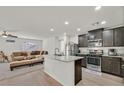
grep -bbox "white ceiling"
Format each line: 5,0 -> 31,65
0,6 -> 123,39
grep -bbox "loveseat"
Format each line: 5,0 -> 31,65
10,51 -> 44,71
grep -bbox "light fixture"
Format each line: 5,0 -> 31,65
101,21 -> 106,25
64,21 -> 69,25
1,31 -> 8,38
77,28 -> 81,31
50,28 -> 54,31
92,22 -> 100,26
2,35 -> 7,38
1,31 -> 18,38
95,6 -> 102,11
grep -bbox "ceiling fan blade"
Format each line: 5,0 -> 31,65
2,31 -> 7,35
8,34 -> 18,38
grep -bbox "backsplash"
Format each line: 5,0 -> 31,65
79,47 -> 124,55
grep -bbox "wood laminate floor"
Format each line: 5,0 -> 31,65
77,68 -> 124,86
0,65 -> 123,86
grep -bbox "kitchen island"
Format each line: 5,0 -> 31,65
44,55 -> 84,86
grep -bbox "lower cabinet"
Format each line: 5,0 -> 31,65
81,56 -> 87,68
102,57 -> 121,76
121,61 -> 124,77
75,59 -> 82,85
76,54 -> 87,68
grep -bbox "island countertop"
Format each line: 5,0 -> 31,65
45,55 -> 84,62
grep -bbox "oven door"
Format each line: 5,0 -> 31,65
86,56 -> 101,72
87,57 -> 101,66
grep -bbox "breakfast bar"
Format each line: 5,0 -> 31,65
44,55 -> 84,86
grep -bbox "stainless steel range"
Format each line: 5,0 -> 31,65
86,50 -> 103,72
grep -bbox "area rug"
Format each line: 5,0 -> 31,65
0,63 -> 43,81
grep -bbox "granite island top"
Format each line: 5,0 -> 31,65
46,55 -> 84,62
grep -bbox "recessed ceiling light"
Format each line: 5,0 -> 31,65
64,21 -> 69,25
77,28 -> 81,31
50,28 -> 54,31
95,6 -> 102,11
101,21 -> 106,25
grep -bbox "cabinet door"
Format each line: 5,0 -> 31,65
78,34 -> 88,47
114,27 -> 124,46
95,30 -> 103,40
78,35 -> 83,47
102,57 -> 111,73
76,54 -> 87,67
121,61 -> 124,77
111,58 -> 121,75
75,59 -> 82,85
81,56 -> 87,67
88,28 -> 103,40
102,57 -> 121,76
103,30 -> 113,47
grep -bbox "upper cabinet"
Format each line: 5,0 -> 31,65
87,28 -> 104,47
103,26 -> 124,47
88,28 -> 104,40
78,26 -> 124,47
113,27 -> 124,46
78,34 -> 88,47
103,30 -> 114,47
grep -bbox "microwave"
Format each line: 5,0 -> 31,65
88,39 -> 102,47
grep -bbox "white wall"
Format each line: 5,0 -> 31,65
43,35 -> 79,55
0,37 -> 42,56
43,37 -> 56,55
70,35 -> 78,44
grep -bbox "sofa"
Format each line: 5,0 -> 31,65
10,51 -> 44,71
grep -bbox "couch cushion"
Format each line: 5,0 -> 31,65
12,52 -> 28,56
26,55 -> 36,60
13,56 -> 25,61
10,60 -> 32,67
30,51 -> 41,55
30,57 -> 43,63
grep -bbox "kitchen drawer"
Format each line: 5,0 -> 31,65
102,56 -> 121,76
102,56 -> 121,62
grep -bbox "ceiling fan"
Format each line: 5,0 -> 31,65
0,31 -> 18,38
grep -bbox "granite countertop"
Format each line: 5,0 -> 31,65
102,54 -> 124,60
76,53 -> 89,55
76,53 -> 124,61
46,55 -> 84,62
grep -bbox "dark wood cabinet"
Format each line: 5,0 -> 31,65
113,27 -> 124,46
76,54 -> 87,67
121,61 -> 124,77
88,28 -> 103,40
81,57 -> 87,68
103,30 -> 114,47
102,57 -> 121,76
101,57 -> 111,72
75,59 -> 82,85
78,26 -> 124,47
78,34 -> 88,47
102,26 -> 124,47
